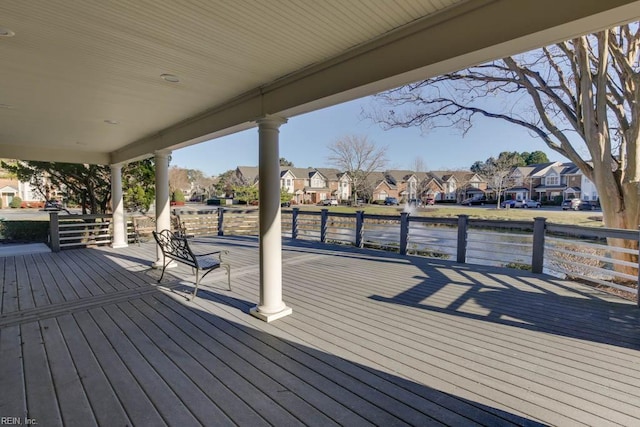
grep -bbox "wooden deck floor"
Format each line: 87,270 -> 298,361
1,236 -> 639,426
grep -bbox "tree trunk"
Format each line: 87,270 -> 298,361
592,156 -> 639,279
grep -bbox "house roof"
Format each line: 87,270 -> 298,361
365,172 -> 396,190
428,170 -> 478,184
314,168 -> 343,181
1,2 -> 633,165
285,168 -> 316,180
0,185 -> 18,193
236,166 -> 260,184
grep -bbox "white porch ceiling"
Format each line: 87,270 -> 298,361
0,0 -> 639,165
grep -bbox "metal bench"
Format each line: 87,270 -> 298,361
152,229 -> 231,299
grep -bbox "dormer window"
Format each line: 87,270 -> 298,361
546,173 -> 559,186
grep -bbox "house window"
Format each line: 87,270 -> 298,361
286,179 -> 291,186
546,174 -> 559,186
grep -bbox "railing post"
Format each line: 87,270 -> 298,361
217,208 -> 224,236
532,217 -> 546,274
291,208 -> 299,239
355,210 -> 364,248
400,212 -> 409,255
49,212 -> 60,252
637,226 -> 640,308
457,214 -> 468,263
320,209 -> 328,243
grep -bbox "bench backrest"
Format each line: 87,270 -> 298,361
152,229 -> 197,267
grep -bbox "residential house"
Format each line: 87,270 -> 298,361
366,172 -> 398,201
315,168 -> 351,202
561,164 -> 583,200
504,161 -> 600,202
235,166 -> 260,185
427,171 -> 458,201
505,163 -> 557,201
417,173 -> 445,201
384,170 -> 419,202
0,178 -> 19,207
581,173 -> 599,202
0,177 -> 46,208
236,166 -> 351,204
428,171 -> 487,202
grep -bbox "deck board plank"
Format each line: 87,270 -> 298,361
2,256 -> 18,314
105,301 -> 236,426
0,326 -> 26,419
147,295 -> 346,427
25,254 -> 51,308
56,314 -> 131,426
3,237 -> 640,426
32,252 -> 79,304
130,297 -> 302,426
21,321 -> 62,425
57,252 -> 115,296
293,260 -> 640,397
73,310 -> 168,426
39,317 -> 97,426
16,256 -> 35,311
86,307 -> 200,426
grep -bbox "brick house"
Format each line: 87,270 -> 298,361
504,162 -> 600,202
235,166 -> 351,204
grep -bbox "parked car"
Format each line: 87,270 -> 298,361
461,197 -> 486,206
500,199 -> 517,208
281,201 -> 291,207
578,201 -> 597,210
44,200 -> 62,211
384,197 -> 399,206
514,200 -> 541,208
562,198 -> 581,210
407,198 -> 422,207
321,198 -> 338,206
425,197 -> 435,206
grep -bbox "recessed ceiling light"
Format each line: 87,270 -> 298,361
104,119 -> 119,125
0,28 -> 15,37
161,73 -> 180,83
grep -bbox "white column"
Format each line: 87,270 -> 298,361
250,116 -> 292,322
153,150 -> 173,267
110,164 -> 128,248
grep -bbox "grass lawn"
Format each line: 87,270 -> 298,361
290,204 -> 604,227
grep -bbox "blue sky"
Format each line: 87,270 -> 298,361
170,96 -> 569,177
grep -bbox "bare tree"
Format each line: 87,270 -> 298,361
471,153 -> 522,206
168,166 -> 190,194
327,135 -> 388,203
411,156 -> 427,173
370,23 -> 640,272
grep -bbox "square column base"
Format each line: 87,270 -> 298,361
250,305 -> 292,323
111,243 -> 129,249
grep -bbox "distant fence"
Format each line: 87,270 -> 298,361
49,208 -> 639,304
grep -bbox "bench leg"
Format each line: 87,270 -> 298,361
223,263 -> 231,291
157,258 -> 171,283
192,269 -> 201,300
